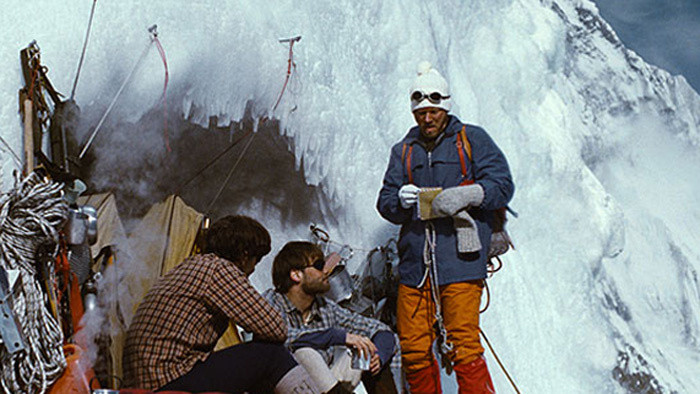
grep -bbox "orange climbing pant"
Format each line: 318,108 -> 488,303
397,280 -> 485,374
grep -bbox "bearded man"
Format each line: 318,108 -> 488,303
264,241 -> 398,394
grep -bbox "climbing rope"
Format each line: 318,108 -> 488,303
423,222 -> 454,374
0,135 -> 22,170
205,130 -> 257,214
187,36 -> 300,212
479,266 -> 522,393
174,128 -> 253,194
479,328 -> 521,394
0,173 -> 68,393
70,0 -> 97,101
79,26 -> 158,160
151,27 -> 170,153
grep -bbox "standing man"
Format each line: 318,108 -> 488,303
377,62 -> 514,393
123,215 -> 318,393
264,241 -> 398,394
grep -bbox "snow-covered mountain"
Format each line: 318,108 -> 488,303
1,0 -> 699,392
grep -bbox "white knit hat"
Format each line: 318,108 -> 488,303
410,61 -> 452,112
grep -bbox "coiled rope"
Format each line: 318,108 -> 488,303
423,222 -> 454,374
0,173 -> 68,393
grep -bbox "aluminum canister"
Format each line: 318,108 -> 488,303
325,265 -> 353,303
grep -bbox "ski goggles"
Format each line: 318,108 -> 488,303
306,258 -> 326,271
411,91 -> 450,104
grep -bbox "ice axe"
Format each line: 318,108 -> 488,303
273,35 -> 301,112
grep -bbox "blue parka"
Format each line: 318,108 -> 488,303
377,115 -> 514,287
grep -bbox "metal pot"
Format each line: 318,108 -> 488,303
82,205 -> 98,246
64,205 -> 98,246
326,265 -> 354,303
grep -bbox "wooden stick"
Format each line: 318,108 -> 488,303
23,99 -> 34,175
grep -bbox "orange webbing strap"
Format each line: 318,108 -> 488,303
402,143 -> 415,184
55,238 -> 85,340
461,125 -> 472,161
406,145 -> 414,184
456,125 -> 474,185
68,272 -> 84,333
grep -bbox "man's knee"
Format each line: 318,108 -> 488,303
293,348 -> 337,393
294,347 -> 330,369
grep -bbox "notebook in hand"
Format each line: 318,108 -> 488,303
418,187 -> 443,221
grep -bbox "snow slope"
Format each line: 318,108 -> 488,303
1,0 -> 699,392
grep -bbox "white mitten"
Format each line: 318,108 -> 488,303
398,184 -> 420,209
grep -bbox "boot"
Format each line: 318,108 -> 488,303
275,365 -> 320,394
453,356 -> 494,394
405,360 -> 441,394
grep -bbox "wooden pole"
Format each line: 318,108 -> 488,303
23,99 -> 34,175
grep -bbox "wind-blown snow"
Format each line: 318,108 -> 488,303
1,0 -> 699,392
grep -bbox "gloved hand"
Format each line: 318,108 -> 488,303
489,231 -> 511,257
432,184 -> 484,216
398,184 -> 420,209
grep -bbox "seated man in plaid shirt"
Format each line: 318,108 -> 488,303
123,216 -> 318,393
264,241 -> 398,394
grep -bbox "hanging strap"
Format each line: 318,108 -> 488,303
402,143 -> 414,184
456,125 -> 474,186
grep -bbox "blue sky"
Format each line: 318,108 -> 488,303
595,0 -> 700,93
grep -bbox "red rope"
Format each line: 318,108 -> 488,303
153,35 -> 170,153
273,38 -> 299,112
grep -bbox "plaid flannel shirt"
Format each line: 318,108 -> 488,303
263,289 -> 400,369
123,254 -> 287,390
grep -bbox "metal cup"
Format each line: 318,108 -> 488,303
351,349 -> 371,371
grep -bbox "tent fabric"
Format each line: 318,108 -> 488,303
75,194 -> 241,379
126,195 -> 241,350
79,193 -> 127,259
128,195 -> 203,308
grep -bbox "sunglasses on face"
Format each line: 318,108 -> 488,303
306,258 -> 326,271
411,91 -> 450,104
